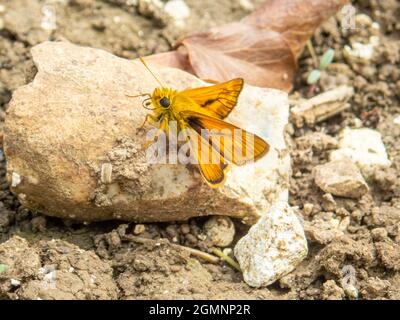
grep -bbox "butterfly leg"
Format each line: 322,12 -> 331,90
138,114 -> 158,130
141,115 -> 167,150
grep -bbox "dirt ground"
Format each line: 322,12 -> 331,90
0,0 -> 400,300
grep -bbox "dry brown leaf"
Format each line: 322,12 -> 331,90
147,0 -> 348,91
244,0 -> 349,58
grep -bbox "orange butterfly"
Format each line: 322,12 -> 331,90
131,58 -> 270,188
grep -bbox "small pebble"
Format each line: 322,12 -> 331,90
185,233 -> 197,245
31,216 -> 47,232
107,230 -> 121,248
133,224 -> 146,235
239,0 -> 254,11
10,279 -> 21,287
303,203 -> 314,216
164,0 -> 190,26
314,159 -> 369,199
170,265 -> 181,273
322,193 -> 336,211
371,228 -> 388,241
336,207 -> 350,217
11,172 -> 21,187
203,216 -> 235,247
166,225 -> 178,238
180,223 -> 190,234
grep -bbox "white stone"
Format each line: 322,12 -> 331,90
239,0 -> 254,11
100,163 -> 113,184
344,42 -> 374,62
394,115 -> 400,125
330,128 -> 391,178
234,203 -> 308,287
5,41 -> 290,223
11,172 -> 21,187
10,278 -> 21,286
343,35 -> 380,64
164,0 -> 190,27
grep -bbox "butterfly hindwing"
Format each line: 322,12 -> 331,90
186,127 -> 228,188
182,111 -> 269,166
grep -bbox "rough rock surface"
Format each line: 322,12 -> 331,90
4,41 -> 289,223
313,158 -> 369,199
330,128 -> 391,178
0,236 -> 118,300
234,203 -> 308,287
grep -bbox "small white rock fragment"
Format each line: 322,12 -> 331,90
343,284 -> 359,299
203,216 -> 235,247
234,203 -> 308,287
394,116 -> 400,125
330,128 -> 391,178
11,172 -> 21,187
355,14 -> 373,27
41,4 -> 57,31
303,203 -> 314,216
313,158 -> 369,199
10,279 -> 21,287
100,163 -> 113,184
343,35 -> 380,64
239,0 -> 254,11
164,0 -> 190,27
133,224 -> 146,235
90,274 -> 97,284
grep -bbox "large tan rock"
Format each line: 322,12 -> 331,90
4,41 -> 289,223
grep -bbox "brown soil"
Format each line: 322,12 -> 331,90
0,0 -> 399,300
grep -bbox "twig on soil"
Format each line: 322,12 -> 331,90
306,40 -> 319,68
212,248 -> 242,272
123,234 -> 220,264
178,245 -> 220,264
290,85 -> 354,128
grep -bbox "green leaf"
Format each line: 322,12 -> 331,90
307,69 -> 321,85
320,48 -> 335,70
0,264 -> 8,273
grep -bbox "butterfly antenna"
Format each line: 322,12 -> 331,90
139,57 -> 165,88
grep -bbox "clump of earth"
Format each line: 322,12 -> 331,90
0,0 -> 399,299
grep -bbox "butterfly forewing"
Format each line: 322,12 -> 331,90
181,78 -> 244,119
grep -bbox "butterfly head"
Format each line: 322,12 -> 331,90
151,87 -> 175,110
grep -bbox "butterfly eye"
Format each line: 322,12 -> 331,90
159,97 -> 170,108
